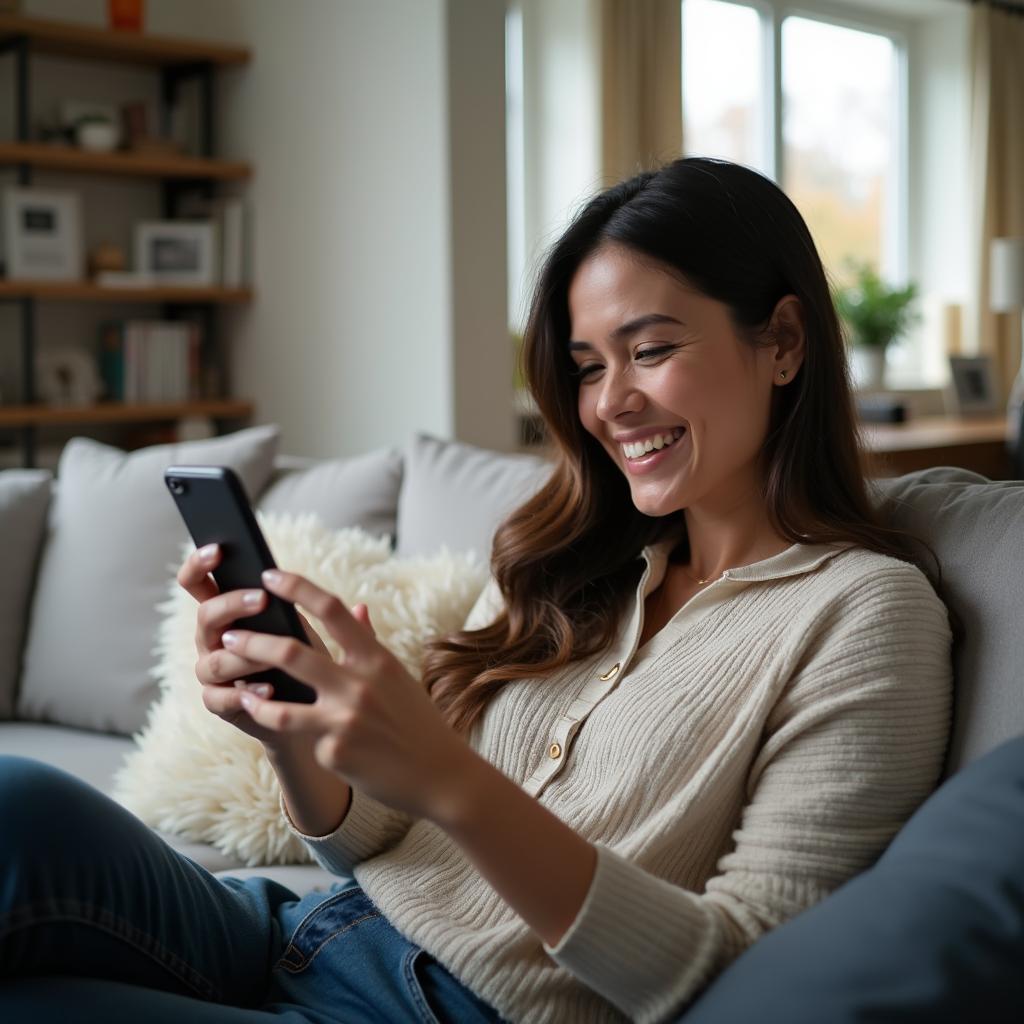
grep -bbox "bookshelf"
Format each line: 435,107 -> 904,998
0,13 -> 254,468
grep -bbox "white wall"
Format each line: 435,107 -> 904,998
8,0 -> 512,460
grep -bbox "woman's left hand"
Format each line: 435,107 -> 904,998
222,569 -> 478,824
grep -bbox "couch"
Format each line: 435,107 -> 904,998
1,424 -> 1022,1019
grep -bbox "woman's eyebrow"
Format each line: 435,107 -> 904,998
568,313 -> 685,350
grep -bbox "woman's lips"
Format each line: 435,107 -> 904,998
621,429 -> 690,476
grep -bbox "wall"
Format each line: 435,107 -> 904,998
4,0 -> 513,462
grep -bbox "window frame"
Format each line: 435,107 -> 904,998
683,0 -> 912,285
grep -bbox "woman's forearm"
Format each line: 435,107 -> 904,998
267,739 -> 352,837
432,747 -> 597,948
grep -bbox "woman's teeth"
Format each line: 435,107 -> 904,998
621,427 -> 686,461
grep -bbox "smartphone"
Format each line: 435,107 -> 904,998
163,464 -> 317,703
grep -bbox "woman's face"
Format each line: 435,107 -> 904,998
567,244 -> 782,518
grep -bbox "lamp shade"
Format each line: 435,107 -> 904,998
990,237 -> 1024,311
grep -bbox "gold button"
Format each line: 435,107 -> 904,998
549,742 -> 562,759
598,662 -> 621,681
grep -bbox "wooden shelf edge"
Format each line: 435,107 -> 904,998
0,13 -> 250,67
0,142 -> 251,180
0,400 -> 255,428
0,280 -> 253,304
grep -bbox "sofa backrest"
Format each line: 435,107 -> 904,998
870,468 -> 1024,777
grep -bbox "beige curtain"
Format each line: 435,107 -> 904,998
599,0 -> 682,187
968,2 -> 1024,404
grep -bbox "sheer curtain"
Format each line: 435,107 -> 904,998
599,0 -> 682,186
968,1 -> 1024,405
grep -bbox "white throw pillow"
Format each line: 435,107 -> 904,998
16,425 -> 280,735
112,511 -> 488,866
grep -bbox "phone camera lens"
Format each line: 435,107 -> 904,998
169,479 -> 185,495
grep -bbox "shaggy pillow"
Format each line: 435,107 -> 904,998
113,512 -> 488,866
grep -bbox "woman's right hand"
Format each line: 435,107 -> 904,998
177,543 -> 347,751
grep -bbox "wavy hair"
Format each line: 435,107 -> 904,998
422,157 -> 954,735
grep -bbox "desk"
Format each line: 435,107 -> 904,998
860,413 -> 1013,479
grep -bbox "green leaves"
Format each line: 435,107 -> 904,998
834,260 -> 920,350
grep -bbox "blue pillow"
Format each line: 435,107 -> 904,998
681,735 -> 1024,1023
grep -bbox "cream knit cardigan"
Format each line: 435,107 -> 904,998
283,538 -> 954,1024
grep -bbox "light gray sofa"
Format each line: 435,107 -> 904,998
1,424 -> 1022,909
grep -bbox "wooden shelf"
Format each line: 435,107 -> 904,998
0,142 -> 250,180
0,280 -> 252,304
0,14 -> 249,67
0,399 -> 254,428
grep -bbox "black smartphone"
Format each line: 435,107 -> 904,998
163,464 -> 317,703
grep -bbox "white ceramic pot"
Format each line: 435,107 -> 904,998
76,120 -> 120,153
853,346 -> 887,391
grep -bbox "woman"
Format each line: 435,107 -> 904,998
0,158 -> 954,1023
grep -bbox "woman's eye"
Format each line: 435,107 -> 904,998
571,363 -> 601,379
635,345 -> 675,361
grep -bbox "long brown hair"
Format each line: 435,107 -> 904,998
423,157 -> 953,735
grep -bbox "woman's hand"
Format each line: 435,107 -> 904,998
176,544 -> 372,752
219,569 -> 479,824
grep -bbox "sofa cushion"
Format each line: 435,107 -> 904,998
258,447 -> 402,542
870,467 -> 1024,775
680,734 -> 1024,1024
0,470 -> 52,718
396,433 -> 552,558
16,425 -> 280,736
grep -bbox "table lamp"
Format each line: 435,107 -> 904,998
990,237 -> 1024,476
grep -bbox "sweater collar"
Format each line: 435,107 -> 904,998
640,534 -> 853,590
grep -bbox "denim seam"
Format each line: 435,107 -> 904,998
274,910 -> 381,974
403,947 -> 442,1024
0,900 -> 221,1001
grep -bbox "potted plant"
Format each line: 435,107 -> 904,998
834,261 -> 920,391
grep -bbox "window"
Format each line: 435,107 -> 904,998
682,0 -> 906,287
682,0 -> 769,175
781,16 -> 901,286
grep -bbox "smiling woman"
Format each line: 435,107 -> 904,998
0,158 -> 959,1024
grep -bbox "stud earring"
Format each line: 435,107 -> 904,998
779,370 -> 788,380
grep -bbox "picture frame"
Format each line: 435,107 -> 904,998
947,355 -> 998,415
134,221 -> 217,286
2,188 -> 83,281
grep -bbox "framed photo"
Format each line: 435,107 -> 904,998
947,355 -> 998,415
2,188 -> 83,281
135,221 -> 217,286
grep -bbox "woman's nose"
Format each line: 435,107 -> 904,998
595,370 -> 644,420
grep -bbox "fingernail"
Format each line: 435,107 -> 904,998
239,693 -> 255,711
262,570 -> 282,586
222,631 -> 238,647
252,684 -> 272,698
241,590 -> 264,608
199,543 -> 219,563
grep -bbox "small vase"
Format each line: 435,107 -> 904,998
854,347 -> 887,391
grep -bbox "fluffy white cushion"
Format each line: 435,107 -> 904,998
113,511 -> 488,866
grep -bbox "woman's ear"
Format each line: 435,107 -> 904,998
767,294 -> 806,381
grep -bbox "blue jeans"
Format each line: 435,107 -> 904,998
0,756 -> 505,1023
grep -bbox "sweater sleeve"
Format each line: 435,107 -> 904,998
279,787 -> 415,878
543,564 -> 954,1024
278,577 -> 503,876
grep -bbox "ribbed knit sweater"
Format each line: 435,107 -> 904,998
282,538 -> 954,1023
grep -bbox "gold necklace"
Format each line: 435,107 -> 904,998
681,565 -> 720,587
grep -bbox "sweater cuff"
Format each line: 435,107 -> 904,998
278,787 -> 405,878
543,844 -> 723,1024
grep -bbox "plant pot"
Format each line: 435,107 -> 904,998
852,346 -> 887,391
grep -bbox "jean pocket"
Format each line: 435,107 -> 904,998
403,948 -> 443,1024
274,884 -> 381,974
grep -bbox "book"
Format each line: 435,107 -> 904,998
97,320 -> 202,403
